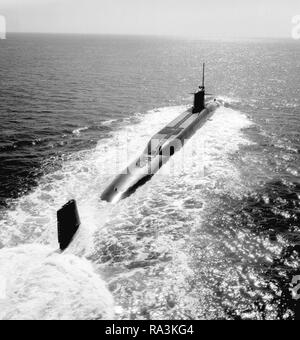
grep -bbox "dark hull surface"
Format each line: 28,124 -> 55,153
101,102 -> 220,203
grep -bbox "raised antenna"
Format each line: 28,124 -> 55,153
202,63 -> 205,89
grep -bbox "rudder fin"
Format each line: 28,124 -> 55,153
57,200 -> 81,251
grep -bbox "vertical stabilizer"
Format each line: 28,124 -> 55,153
57,200 -> 81,251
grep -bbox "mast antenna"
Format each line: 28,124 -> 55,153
202,63 -> 205,89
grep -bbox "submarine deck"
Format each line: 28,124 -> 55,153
156,110 -> 193,138
144,108 -> 206,156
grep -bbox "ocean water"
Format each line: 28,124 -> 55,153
0,34 -> 299,320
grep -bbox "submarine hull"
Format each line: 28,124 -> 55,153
101,102 -> 220,203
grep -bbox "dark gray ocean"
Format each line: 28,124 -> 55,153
0,34 -> 299,320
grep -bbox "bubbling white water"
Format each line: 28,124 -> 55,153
0,244 -> 114,320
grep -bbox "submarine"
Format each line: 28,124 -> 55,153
56,64 -> 221,250
101,63 -> 221,203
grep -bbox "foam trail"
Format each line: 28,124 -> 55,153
0,244 -> 114,320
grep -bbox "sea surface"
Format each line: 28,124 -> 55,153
0,34 -> 299,320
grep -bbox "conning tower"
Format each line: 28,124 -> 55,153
192,63 -> 206,113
